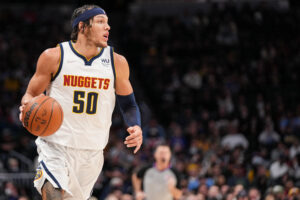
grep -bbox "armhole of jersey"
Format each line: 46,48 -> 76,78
110,47 -> 116,87
51,43 -> 64,82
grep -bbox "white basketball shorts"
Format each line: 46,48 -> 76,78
34,138 -> 104,199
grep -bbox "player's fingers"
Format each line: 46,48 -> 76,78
126,143 -> 137,148
125,137 -> 142,146
124,137 -> 140,145
19,112 -> 23,122
128,138 -> 143,146
19,105 -> 25,123
127,127 -> 135,134
125,133 -> 142,143
19,112 -> 25,127
125,136 -> 142,144
127,125 -> 142,134
134,143 -> 142,154
125,132 -> 140,141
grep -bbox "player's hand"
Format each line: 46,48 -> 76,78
125,125 -> 143,154
19,101 -> 29,124
19,93 -> 45,124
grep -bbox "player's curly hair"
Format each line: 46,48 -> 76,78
70,4 -> 100,42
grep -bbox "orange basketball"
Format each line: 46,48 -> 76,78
22,95 -> 63,136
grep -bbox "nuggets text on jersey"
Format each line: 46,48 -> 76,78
63,75 -> 110,89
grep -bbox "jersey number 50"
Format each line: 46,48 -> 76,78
73,91 -> 98,114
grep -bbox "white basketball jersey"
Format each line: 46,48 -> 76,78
42,41 -> 116,150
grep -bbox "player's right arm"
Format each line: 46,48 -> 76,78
19,47 -> 60,122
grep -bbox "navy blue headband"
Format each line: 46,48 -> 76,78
72,7 -> 106,28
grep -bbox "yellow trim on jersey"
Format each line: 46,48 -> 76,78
112,48 -> 116,77
70,41 -> 102,61
52,44 -> 62,80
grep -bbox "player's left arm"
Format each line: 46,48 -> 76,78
114,52 -> 142,154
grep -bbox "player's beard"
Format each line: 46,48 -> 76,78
98,41 -> 108,48
85,29 -> 107,48
94,38 -> 107,48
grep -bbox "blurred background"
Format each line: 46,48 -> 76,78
1,0 -> 300,199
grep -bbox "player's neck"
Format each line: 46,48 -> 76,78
73,39 -> 100,60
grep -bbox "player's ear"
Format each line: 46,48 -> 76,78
78,22 -> 85,32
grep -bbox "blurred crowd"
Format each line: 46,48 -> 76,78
1,2 -> 300,200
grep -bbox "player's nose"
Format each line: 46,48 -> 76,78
106,24 -> 110,31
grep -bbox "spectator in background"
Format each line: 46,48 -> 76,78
169,122 -> 186,153
4,181 -> 19,200
207,185 -> 222,200
227,164 -> 248,187
290,154 -> 300,183
132,144 -> 182,200
264,194 -> 276,200
258,123 -> 280,147
289,139 -> 300,159
186,194 -> 203,200
221,122 -> 249,150
288,187 -> 300,200
105,194 -> 118,200
183,68 -> 202,90
120,193 -> 133,200
18,197 -> 29,200
143,118 -> 166,147
250,165 -> 269,195
272,185 -> 285,200
237,190 -> 248,200
270,155 -> 289,182
248,187 -> 261,200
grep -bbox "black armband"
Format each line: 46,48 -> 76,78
117,93 -> 141,127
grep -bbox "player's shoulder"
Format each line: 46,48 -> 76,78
113,51 -> 128,66
112,51 -> 130,78
40,46 -> 61,64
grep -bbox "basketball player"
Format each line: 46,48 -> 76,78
132,144 -> 182,200
19,5 -> 142,199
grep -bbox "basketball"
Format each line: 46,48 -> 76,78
22,95 -> 63,137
